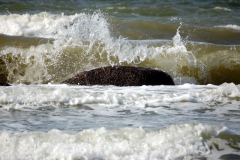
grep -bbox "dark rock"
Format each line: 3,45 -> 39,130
62,66 -> 175,86
219,154 -> 240,160
0,82 -> 11,86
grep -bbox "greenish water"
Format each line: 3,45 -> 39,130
0,1 -> 240,159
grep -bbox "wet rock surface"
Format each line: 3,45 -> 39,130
0,82 -> 11,86
62,66 -> 175,86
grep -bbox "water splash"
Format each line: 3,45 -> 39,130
0,12 -> 202,84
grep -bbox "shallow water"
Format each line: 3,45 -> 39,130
0,0 -> 240,159
1,84 -> 240,159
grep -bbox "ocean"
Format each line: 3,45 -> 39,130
0,0 -> 240,159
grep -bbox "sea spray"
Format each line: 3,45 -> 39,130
0,12 -> 239,84
0,1 -> 240,160
0,12 -> 112,84
0,12 -> 197,84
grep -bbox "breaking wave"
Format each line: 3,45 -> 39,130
0,12 -> 239,85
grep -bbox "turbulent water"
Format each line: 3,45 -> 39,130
0,0 -> 240,160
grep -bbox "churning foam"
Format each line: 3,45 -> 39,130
0,12 -> 197,84
0,124 -> 235,160
0,83 -> 240,112
0,12 -> 111,41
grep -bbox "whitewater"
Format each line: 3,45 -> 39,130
0,0 -> 240,159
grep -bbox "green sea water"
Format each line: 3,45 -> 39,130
0,1 -> 240,159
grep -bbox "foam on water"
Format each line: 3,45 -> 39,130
0,83 -> 240,114
1,83 -> 240,159
0,12 -> 198,84
0,12 -> 239,85
215,24 -> 240,31
213,7 -> 232,12
0,12 -> 110,40
0,124 -> 238,160
0,2 -> 240,160
0,12 -> 112,83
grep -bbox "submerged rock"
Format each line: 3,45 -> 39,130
0,82 -> 11,86
62,66 -> 175,86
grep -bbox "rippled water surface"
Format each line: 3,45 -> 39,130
0,0 -> 240,159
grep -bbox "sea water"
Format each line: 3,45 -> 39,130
0,0 -> 240,159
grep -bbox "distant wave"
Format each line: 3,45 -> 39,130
0,12 -> 110,40
213,7 -> 231,12
215,24 -> 240,31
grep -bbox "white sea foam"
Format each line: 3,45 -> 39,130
0,12 -> 196,84
0,12 -> 110,41
0,84 -> 239,159
213,7 -> 232,12
0,124 -> 234,160
0,83 -> 239,112
215,24 -> 240,31
1,83 -> 240,135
